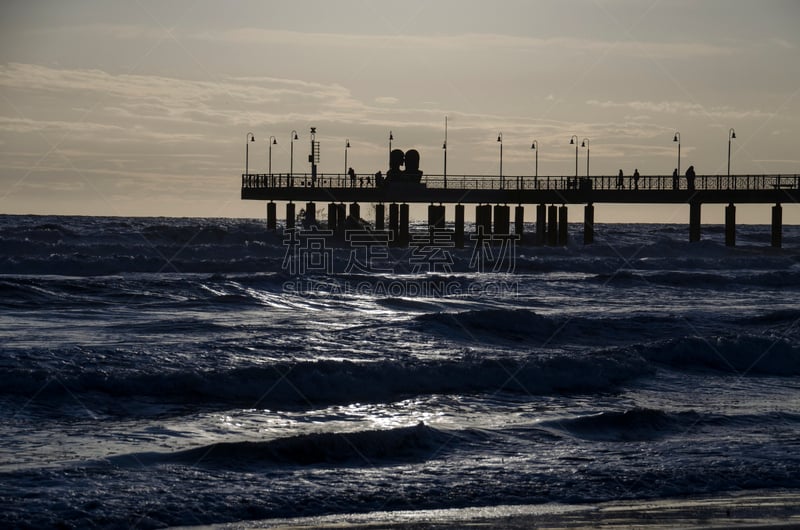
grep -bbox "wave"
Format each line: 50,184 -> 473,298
639,334 -> 800,375
109,422 -> 451,468
537,407 -> 800,442
594,269 -> 800,289
538,408 -> 699,441
413,308 -> 689,345
0,353 -> 652,410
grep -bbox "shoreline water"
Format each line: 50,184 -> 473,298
194,490 -> 800,529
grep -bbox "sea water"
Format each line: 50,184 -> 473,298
1,214 -> 799,528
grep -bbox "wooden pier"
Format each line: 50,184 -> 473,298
242,172 -> 799,247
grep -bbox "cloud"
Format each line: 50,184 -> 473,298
375,96 -> 399,105
585,99 -> 776,121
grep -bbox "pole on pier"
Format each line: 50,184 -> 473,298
772,203 -> 782,248
493,205 -> 510,236
375,203 -> 385,231
267,201 -> 277,230
584,203 -> 594,245
454,204 -> 465,248
286,202 -> 296,229
547,205 -> 558,246
536,204 -> 547,245
399,203 -> 410,247
558,205 -> 569,246
514,206 -> 525,238
389,203 -> 399,245
725,203 -> 736,247
689,201 -> 701,242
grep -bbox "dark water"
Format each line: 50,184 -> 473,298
1,215 -> 799,529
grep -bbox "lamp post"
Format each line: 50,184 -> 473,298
443,116 -> 448,189
727,128 -> 736,183
581,138 -> 590,178
497,132 -> 503,189
268,136 -> 277,175
673,131 -> 681,177
344,139 -> 350,177
290,130 -> 298,177
245,132 -> 255,176
569,135 -> 578,179
530,140 -> 538,190
388,131 -> 393,162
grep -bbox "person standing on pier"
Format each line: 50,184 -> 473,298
633,169 -> 640,190
348,167 -> 356,188
686,166 -> 696,191
616,169 -> 625,189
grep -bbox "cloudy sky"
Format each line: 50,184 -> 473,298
1,0 -> 798,222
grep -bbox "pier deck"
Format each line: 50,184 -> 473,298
241,173 -> 799,247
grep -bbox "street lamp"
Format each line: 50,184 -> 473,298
530,140 -> 538,189
290,130 -> 298,177
569,135 -> 579,179
345,139 -> 350,177
581,138 -> 590,178
497,132 -> 503,189
268,135 -> 277,175
389,131 -> 393,162
727,127 -> 736,180
443,116 -> 448,189
673,131 -> 681,177
245,132 -> 255,176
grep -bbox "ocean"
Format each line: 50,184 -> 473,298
1,214 -> 799,529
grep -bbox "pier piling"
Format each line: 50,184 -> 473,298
286,202 -> 296,229
584,203 -> 594,245
725,203 -> 736,247
399,204 -> 410,246
689,202 -> 702,242
455,204 -> 465,248
536,204 -> 546,245
493,205 -> 510,236
375,203 -> 385,231
558,205 -> 569,245
267,201 -> 276,230
547,205 -> 558,246
515,206 -> 525,238
772,203 -> 783,248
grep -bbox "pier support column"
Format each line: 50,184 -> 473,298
336,203 -> 346,234
305,202 -> 316,227
514,206 -> 525,238
558,205 -> 569,246
772,203 -> 783,248
536,204 -> 547,245
547,205 -> 558,246
475,204 -> 492,240
267,201 -> 277,230
375,203 -> 385,231
428,204 -> 446,232
286,202 -> 296,229
389,203 -> 399,245
454,204 -> 465,248
399,203 -> 410,247
725,203 -> 736,247
584,203 -> 594,245
689,202 -> 701,242
349,202 -> 361,222
493,205 -> 510,236
327,202 -> 338,230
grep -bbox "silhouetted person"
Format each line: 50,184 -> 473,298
359,176 -> 364,187
348,167 -> 356,188
616,169 -> 625,189
366,174 -> 371,187
374,171 -> 383,188
686,165 -> 696,191
633,169 -> 640,190
672,168 -> 679,190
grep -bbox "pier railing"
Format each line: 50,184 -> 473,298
242,173 -> 799,192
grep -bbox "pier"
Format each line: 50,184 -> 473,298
242,172 -> 799,248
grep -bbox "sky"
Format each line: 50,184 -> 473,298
1,0 -> 799,223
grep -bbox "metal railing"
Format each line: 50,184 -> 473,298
242,173 -> 800,192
